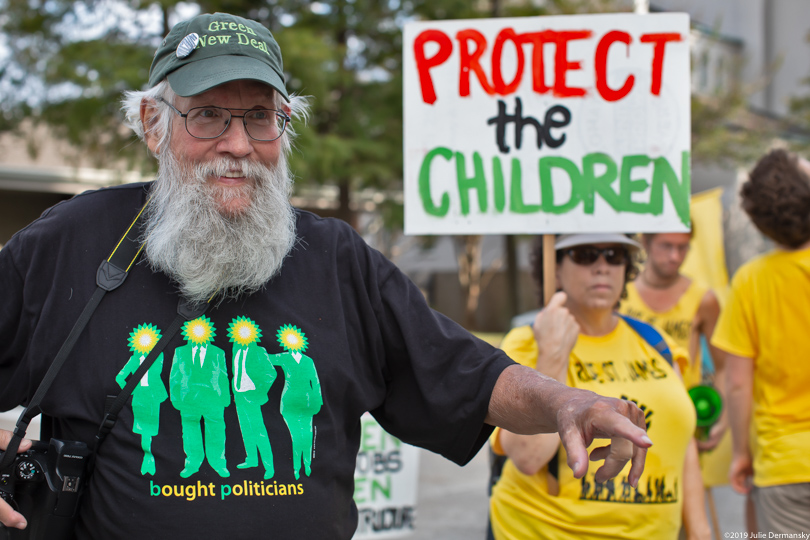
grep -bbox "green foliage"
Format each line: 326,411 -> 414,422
791,94 -> 810,129
0,0 -> 484,205
691,92 -> 772,166
0,0 -> 169,169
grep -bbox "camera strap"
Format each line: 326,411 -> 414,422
0,200 -> 210,471
93,296 -> 209,450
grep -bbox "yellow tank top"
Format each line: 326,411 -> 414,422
490,322 -> 695,540
620,280 -> 708,388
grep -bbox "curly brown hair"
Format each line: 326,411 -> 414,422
742,149 -> 810,249
529,235 -> 640,307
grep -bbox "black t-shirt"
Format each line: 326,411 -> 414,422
0,183 -> 514,539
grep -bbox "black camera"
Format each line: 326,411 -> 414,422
0,439 -> 90,540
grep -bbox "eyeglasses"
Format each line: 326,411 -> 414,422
564,246 -> 628,266
158,97 -> 291,142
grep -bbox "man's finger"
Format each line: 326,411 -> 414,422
595,414 -> 652,449
588,445 -> 610,461
627,440 -> 648,488
0,429 -> 12,450
593,438 -> 633,484
592,459 -> 627,484
622,400 -> 649,486
588,441 -> 646,487
0,428 -> 33,530
559,423 -> 589,479
0,429 -> 32,453
0,501 -> 27,530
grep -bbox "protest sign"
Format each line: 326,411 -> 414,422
353,414 -> 420,539
403,13 -> 691,235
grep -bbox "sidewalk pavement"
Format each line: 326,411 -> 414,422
413,446 -> 748,539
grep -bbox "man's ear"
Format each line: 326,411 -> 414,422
140,98 -> 162,154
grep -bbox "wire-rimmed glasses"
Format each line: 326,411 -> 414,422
158,97 -> 291,142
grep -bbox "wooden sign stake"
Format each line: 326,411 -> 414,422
542,234 -> 556,306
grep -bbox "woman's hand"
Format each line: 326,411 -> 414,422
533,291 -> 580,382
696,412 -> 728,452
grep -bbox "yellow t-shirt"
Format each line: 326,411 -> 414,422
490,320 -> 695,540
712,247 -> 810,487
620,280 -> 708,389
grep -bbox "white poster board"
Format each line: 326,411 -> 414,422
353,413 -> 420,538
403,13 -> 691,235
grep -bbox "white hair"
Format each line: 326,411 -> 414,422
141,146 -> 297,304
121,80 -> 310,157
120,78 -> 309,304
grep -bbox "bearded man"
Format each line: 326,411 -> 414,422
0,13 -> 652,539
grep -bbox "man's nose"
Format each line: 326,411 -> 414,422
216,118 -> 254,157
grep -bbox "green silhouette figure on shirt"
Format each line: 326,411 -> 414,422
116,324 -> 167,476
228,316 -> 277,479
170,316 -> 231,478
273,325 -> 322,480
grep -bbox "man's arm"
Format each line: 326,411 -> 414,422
0,430 -> 32,529
485,365 -> 651,486
696,290 -> 729,450
726,354 -> 754,494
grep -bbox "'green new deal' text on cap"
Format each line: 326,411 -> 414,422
148,12 -> 289,101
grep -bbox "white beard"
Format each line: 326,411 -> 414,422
142,149 -> 297,304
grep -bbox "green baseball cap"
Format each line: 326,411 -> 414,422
148,13 -> 289,101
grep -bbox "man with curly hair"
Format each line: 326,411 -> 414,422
712,148 -> 810,534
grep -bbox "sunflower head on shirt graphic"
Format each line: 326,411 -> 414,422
128,323 -> 162,354
182,316 -> 216,346
276,324 -> 308,354
228,316 -> 262,347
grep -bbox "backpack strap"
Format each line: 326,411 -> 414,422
617,314 -> 674,366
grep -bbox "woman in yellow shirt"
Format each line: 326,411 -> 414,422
489,233 -> 710,540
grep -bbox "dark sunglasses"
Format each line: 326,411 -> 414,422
564,246 -> 628,266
